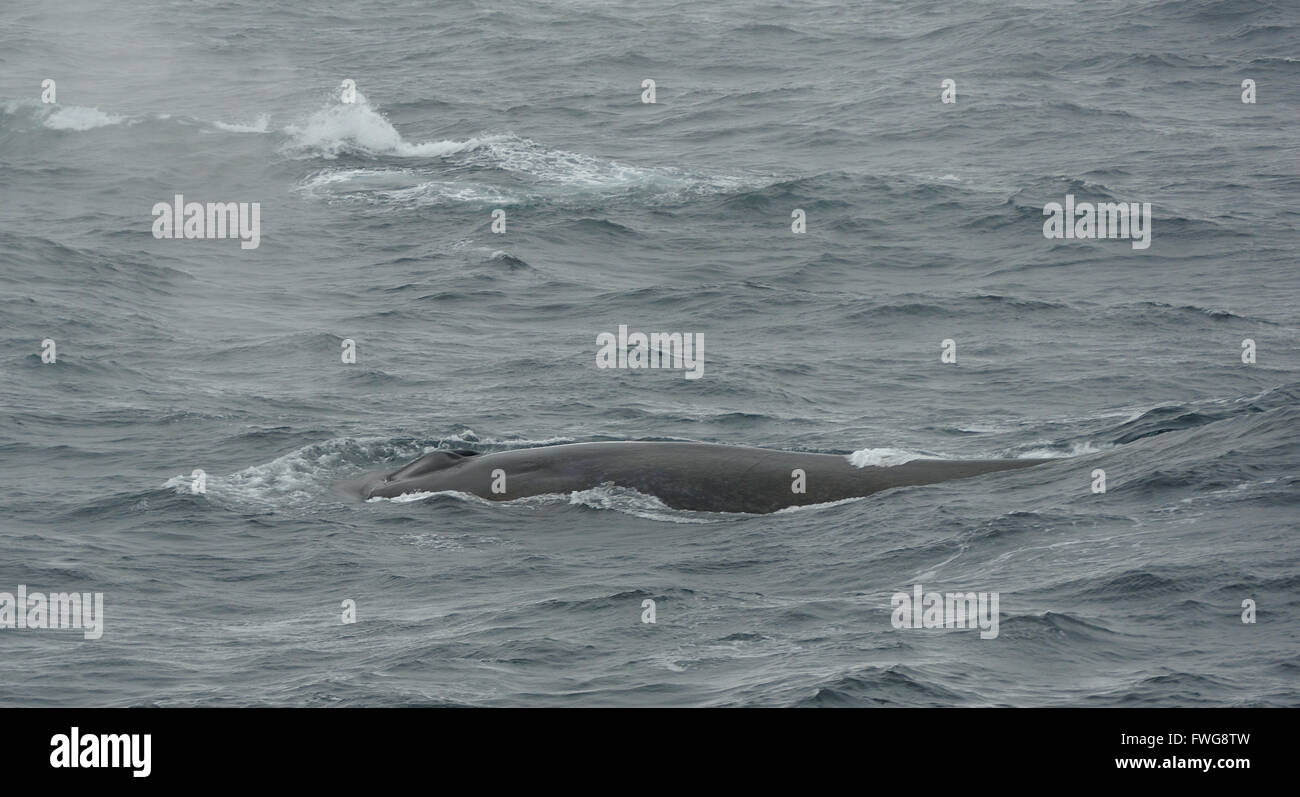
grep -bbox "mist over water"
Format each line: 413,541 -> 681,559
1,0 -> 1297,706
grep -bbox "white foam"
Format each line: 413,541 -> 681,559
284,91 -> 758,207
371,489 -> 493,505
772,495 -> 868,513
213,113 -> 269,133
846,447 -> 928,467
43,106 -> 125,131
479,136 -> 671,186
2,98 -> 41,114
1017,441 -> 1102,458
565,484 -> 723,523
954,424 -> 1011,433
374,179 -> 527,206
283,94 -> 476,158
495,436 -> 578,448
162,436 -> 429,508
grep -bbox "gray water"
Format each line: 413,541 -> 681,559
1,0 -> 1297,706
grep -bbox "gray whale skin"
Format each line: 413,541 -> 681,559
338,441 -> 1050,514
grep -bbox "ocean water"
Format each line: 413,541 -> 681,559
1,0 -> 1297,706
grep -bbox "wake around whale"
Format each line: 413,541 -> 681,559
338,441 -> 1050,514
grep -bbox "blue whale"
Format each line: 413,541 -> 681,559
339,441 -> 1050,514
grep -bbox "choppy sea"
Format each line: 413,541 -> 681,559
1,0 -> 1297,706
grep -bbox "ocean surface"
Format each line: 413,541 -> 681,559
1,0 -> 1297,706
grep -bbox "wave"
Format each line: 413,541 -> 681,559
1,98 -> 271,137
844,292 -> 1072,321
1107,384 -> 1300,446
285,92 -> 756,207
297,166 -> 528,207
296,132 -> 754,209
2,100 -> 127,131
212,113 -> 270,133
1015,440 -> 1104,459
43,105 -> 126,131
2,91 -> 757,210
795,665 -> 972,707
281,91 -> 476,158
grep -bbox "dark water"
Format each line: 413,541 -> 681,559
1,0 -> 1297,706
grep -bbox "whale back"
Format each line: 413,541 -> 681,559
345,442 -> 1052,511
386,449 -> 478,481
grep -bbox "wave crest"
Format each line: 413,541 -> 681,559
282,93 -> 472,158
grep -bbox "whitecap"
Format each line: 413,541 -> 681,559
43,105 -> 125,131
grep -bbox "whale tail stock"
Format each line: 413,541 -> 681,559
863,456 -> 1052,493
